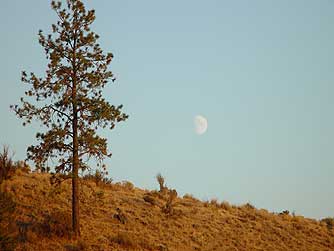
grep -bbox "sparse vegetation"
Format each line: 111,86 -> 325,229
0,170 -> 333,250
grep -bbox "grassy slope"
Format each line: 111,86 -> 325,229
1,171 -> 334,251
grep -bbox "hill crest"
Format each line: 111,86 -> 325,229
1,170 -> 334,251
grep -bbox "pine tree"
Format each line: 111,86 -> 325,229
11,0 -> 128,236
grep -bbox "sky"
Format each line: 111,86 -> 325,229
0,0 -> 333,219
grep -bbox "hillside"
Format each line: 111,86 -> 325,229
1,170 -> 334,251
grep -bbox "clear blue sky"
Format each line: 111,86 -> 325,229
1,0 -> 333,219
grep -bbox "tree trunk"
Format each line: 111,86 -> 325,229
72,63 -> 80,237
72,121 -> 80,236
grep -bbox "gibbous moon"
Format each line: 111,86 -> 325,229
194,115 -> 208,135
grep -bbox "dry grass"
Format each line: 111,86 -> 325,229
1,171 -> 334,251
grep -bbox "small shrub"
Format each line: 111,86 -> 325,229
113,208 -> 127,224
36,210 -> 72,238
183,194 -> 195,200
13,161 -> 30,174
110,232 -> 153,250
203,200 -> 210,208
242,202 -> 255,210
162,189 -> 178,215
0,191 -> 16,251
64,240 -> 86,251
220,201 -> 232,211
143,194 -> 157,206
321,217 -> 334,231
183,194 -> 201,203
279,210 -> 290,216
16,221 -> 32,243
0,146 -> 15,184
156,173 -> 166,193
121,181 -> 134,191
0,192 -> 16,222
83,169 -> 113,186
210,198 -> 219,207
110,232 -> 137,248
94,190 -> 105,204
50,173 -> 70,188
0,234 -> 16,251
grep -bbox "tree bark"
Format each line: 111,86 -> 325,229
72,27 -> 80,236
72,100 -> 80,237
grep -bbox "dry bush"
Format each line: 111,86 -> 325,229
0,146 -> 30,185
110,232 -> 137,248
220,201 -> 232,211
35,210 -> 72,238
94,190 -> 105,202
143,194 -> 157,206
183,193 -> 197,200
113,208 -> 127,224
13,161 -> 30,174
321,217 -> 334,231
147,190 -> 165,201
156,173 -> 166,192
110,232 -> 154,250
120,181 -> 134,191
203,200 -> 210,208
82,169 -> 112,187
242,202 -> 256,210
0,234 -> 16,251
0,191 -> 16,222
279,210 -> 290,216
210,198 -> 219,207
0,191 -> 16,251
16,221 -> 33,243
49,172 -> 71,188
0,146 -> 15,184
182,194 -> 201,206
162,189 -> 178,215
64,240 -> 86,251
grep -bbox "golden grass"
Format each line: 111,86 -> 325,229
1,171 -> 334,251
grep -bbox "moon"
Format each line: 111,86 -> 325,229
194,115 -> 208,135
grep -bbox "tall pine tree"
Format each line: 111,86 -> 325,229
12,0 -> 128,236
